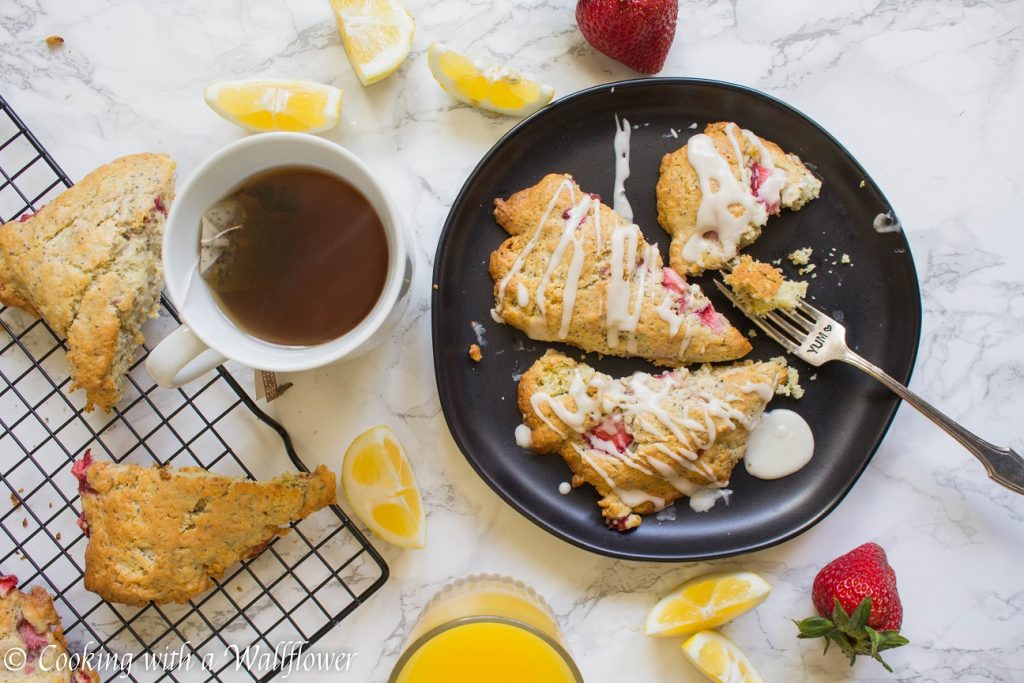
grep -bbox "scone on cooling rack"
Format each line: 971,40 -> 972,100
724,255 -> 808,315
0,574 -> 99,683
657,122 -> 821,276
517,350 -> 787,531
72,452 -> 336,606
0,154 -> 176,412
489,173 -> 751,366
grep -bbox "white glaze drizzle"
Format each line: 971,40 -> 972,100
516,283 -> 529,308
612,115 -> 634,222
681,132 -> 771,266
493,178 -> 576,319
574,444 -> 666,510
529,366 -> 781,514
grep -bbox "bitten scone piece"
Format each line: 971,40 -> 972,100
517,349 -> 787,530
72,453 -> 336,605
657,122 -> 821,275
724,255 -> 808,314
490,174 -> 751,366
0,575 -> 99,683
0,154 -> 176,411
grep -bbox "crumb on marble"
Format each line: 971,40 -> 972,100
747,329 -> 758,338
798,263 -> 816,275
810,374 -> 818,381
841,253 -> 851,265
859,180 -> 866,188
45,34 -> 65,48
468,344 -> 482,362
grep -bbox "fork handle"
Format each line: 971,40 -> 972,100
840,352 -> 1024,494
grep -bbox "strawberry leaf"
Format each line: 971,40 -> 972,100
847,597 -> 872,634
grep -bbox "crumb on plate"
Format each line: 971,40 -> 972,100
788,247 -> 813,266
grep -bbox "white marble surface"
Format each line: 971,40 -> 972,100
3,0 -> 1024,680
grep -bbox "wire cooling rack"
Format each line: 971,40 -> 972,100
0,94 -> 388,683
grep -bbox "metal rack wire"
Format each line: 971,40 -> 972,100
0,93 -> 388,683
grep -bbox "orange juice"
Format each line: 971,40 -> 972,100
395,620 -> 578,683
389,575 -> 583,683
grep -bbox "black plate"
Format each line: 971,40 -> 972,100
431,79 -> 921,561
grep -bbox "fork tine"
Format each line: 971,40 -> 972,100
713,280 -> 798,352
797,298 -> 828,321
762,309 -> 806,343
776,307 -> 814,333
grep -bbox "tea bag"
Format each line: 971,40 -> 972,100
199,192 -> 292,293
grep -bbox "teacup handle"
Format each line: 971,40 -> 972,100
146,325 -> 227,388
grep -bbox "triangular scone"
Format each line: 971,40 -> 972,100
73,453 -> 336,605
657,122 -> 821,276
0,153 -> 176,411
490,174 -> 751,366
0,575 -> 99,683
517,349 -> 787,531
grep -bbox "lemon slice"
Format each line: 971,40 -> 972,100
427,42 -> 554,117
204,80 -> 342,133
682,631 -> 765,683
645,572 -> 771,637
342,425 -> 425,549
330,0 -> 415,85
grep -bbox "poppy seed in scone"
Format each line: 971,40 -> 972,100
0,153 -> 176,411
74,456 -> 337,605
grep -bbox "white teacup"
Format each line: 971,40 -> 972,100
147,133 -> 413,388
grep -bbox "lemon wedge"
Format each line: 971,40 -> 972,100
427,42 -> 554,117
645,572 -> 772,637
330,0 -> 415,85
204,80 -> 342,133
342,425 -> 425,549
682,631 -> 765,683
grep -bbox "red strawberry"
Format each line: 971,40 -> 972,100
576,0 -> 678,75
796,543 -> 909,672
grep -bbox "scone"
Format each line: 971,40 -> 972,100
490,174 -> 751,366
0,154 -> 176,411
0,575 -> 98,683
73,452 -> 336,605
657,122 -> 821,275
517,349 -> 786,530
724,255 -> 808,314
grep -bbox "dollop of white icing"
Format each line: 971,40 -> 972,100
744,409 -> 814,479
514,424 -> 533,449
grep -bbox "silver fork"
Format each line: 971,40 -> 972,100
714,280 -> 1024,494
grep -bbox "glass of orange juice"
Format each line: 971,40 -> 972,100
388,574 -> 583,683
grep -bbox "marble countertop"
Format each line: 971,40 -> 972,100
3,0 -> 1023,680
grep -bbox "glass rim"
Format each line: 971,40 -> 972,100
387,614 -> 585,683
